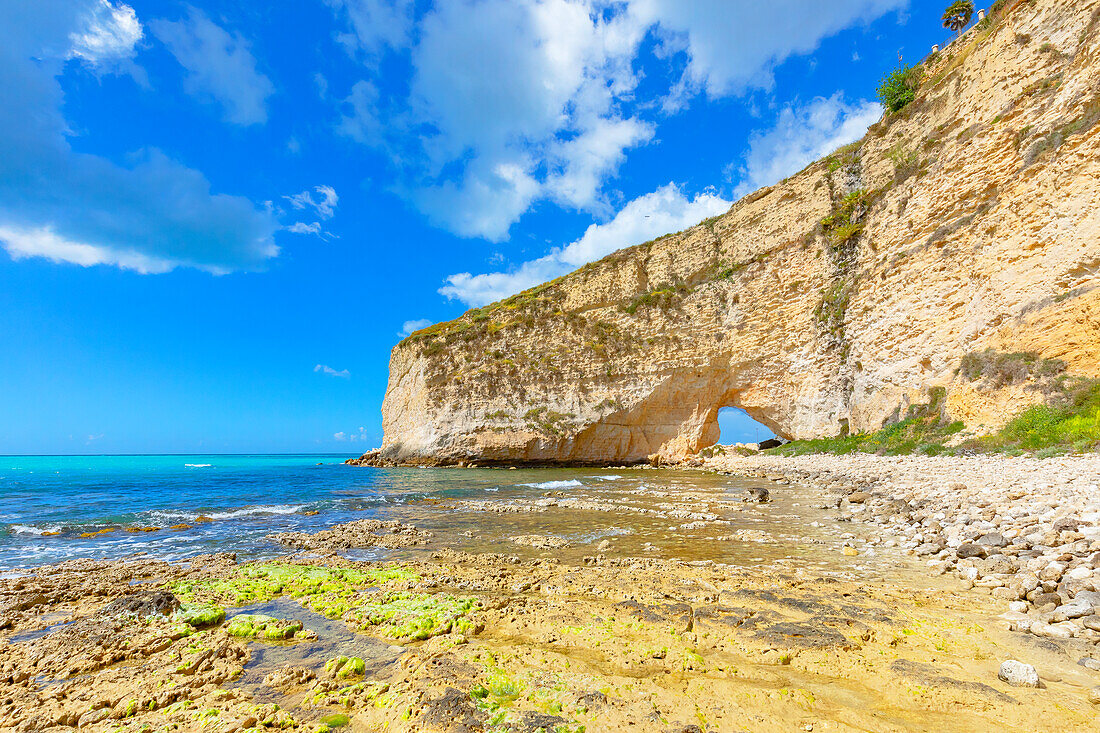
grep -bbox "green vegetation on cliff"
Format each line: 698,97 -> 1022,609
771,353 -> 1100,457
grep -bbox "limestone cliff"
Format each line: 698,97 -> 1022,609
367,0 -> 1100,466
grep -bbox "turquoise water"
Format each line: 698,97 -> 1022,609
0,454 -> 848,572
0,454 -> 644,568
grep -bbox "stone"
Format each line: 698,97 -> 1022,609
998,660 -> 1040,687
956,543 -> 987,559
1030,620 -> 1075,639
1078,657 -> 1100,672
1052,602 -> 1093,622
847,491 -> 870,504
745,487 -> 770,503
977,533 -> 1008,548
1039,562 -> 1067,582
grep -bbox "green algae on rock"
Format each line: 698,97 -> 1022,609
170,563 -> 418,610
324,655 -> 366,679
173,602 -> 226,628
345,591 -> 477,640
226,613 -> 306,640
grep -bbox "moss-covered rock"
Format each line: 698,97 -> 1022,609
173,602 -> 226,627
346,592 -> 476,640
169,563 -> 418,615
324,655 -> 366,679
226,614 -> 305,640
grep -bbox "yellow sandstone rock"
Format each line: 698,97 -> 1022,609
368,0 -> 1100,466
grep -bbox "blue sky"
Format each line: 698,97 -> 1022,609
0,0 -> 958,454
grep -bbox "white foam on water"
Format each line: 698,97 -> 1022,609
147,504 -> 307,523
184,463 -> 213,468
205,504 -> 306,520
592,475 -> 623,481
520,479 -> 583,489
9,524 -> 61,536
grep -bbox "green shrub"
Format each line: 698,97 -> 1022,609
957,348 -> 1065,388
877,64 -> 922,113
772,379 -> 1100,457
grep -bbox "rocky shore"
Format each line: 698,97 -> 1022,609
3,454 -> 1100,731
705,453 -> 1100,676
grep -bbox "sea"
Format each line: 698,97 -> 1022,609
0,454 -> 853,572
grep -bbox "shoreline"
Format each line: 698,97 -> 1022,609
2,453 -> 1100,730
701,453 -> 1100,651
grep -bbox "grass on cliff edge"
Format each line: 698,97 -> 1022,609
770,380 -> 1100,458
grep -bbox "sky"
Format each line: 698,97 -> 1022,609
0,0 -> 961,454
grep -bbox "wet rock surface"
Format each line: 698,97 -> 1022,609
0,541 -> 1096,731
268,519 -> 432,551
708,453 -> 1100,660
3,455 -> 1100,730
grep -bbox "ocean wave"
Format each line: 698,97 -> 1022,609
9,524 -> 62,536
206,504 -> 306,520
520,479 -> 583,490
184,463 -> 213,468
147,504 -> 307,522
592,475 -> 623,481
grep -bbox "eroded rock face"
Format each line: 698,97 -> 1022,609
372,0 -> 1100,466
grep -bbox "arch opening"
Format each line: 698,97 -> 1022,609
716,406 -> 776,447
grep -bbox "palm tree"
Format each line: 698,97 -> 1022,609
942,0 -> 975,37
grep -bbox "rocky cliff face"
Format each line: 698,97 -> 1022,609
370,0 -> 1100,466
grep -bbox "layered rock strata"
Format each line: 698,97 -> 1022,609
367,0 -> 1100,466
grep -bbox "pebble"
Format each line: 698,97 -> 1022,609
998,660 -> 1040,688
704,453 -> 1100,648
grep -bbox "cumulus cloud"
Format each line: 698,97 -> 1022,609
151,8 -> 274,125
0,2 -> 278,277
314,364 -> 351,378
440,183 -> 730,306
338,0 -> 653,241
0,225 -> 177,274
635,0 -> 906,98
332,0 -> 905,242
399,318 -> 432,337
732,93 -> 881,198
68,0 -> 142,67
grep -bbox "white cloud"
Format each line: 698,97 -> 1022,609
314,364 -> 351,378
68,0 -> 142,67
635,0 -> 907,98
338,0 -> 652,241
325,0 -> 415,56
286,222 -> 322,235
0,225 -> 178,274
399,318 -> 432,337
440,183 -> 730,306
333,0 -> 905,242
285,185 -> 339,220
0,1 -> 277,282
732,93 -> 881,198
334,427 -> 372,442
151,9 -> 274,125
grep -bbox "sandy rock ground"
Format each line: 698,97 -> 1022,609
3,455 -> 1100,732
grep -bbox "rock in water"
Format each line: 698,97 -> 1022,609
998,660 -> 1039,687
746,487 -> 770,503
